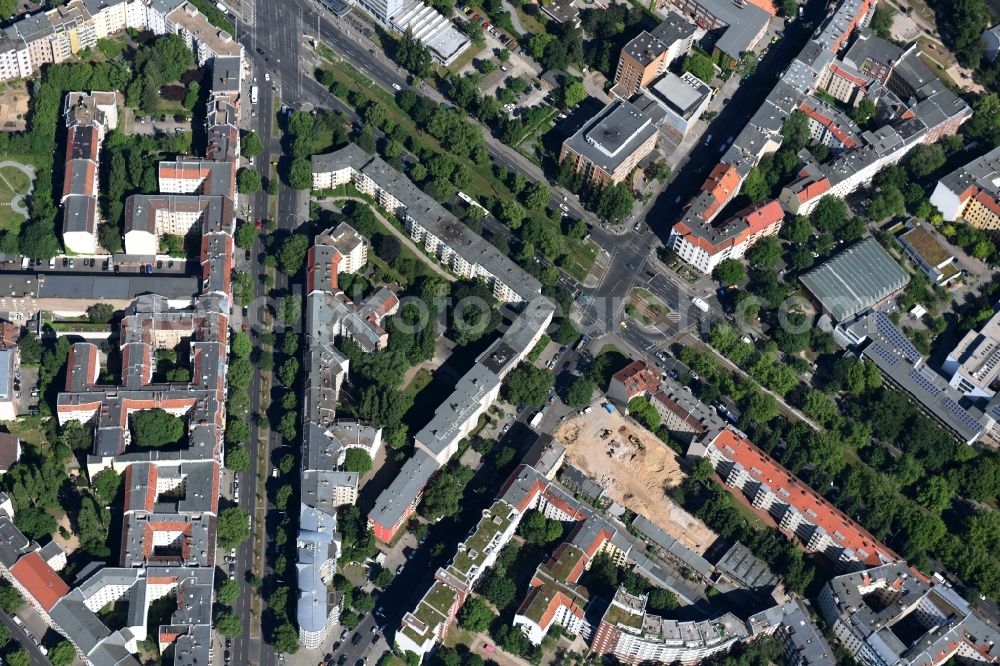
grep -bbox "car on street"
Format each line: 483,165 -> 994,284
351,633 -> 362,646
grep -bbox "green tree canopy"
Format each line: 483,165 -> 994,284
458,596 -> 496,632
217,507 -> 250,549
502,363 -> 552,409
564,376 -> 595,409
131,409 -> 184,448
682,52 -> 715,83
217,578 -> 240,605
713,259 -> 747,286
86,303 -> 115,324
241,130 -> 263,157
343,449 -> 373,476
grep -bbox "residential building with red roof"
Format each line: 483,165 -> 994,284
668,199 -> 784,274
607,360 -> 662,406
689,429 -> 900,569
10,551 -> 70,615
930,145 -> 1000,231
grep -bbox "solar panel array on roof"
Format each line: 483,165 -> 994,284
907,367 -> 941,396
873,311 -> 921,361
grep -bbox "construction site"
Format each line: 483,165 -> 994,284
554,408 -> 715,555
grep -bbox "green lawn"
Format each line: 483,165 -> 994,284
0,165 -> 32,234
316,46 -> 597,285
403,368 -> 434,402
563,236 -> 598,281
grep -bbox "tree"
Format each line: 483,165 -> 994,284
234,220 -> 257,250
131,409 -> 184,448
869,185 -> 905,221
217,578 -> 240,605
917,476 -> 955,512
238,167 -> 262,194
746,236 -> 782,268
781,110 -> 810,152
502,363 -> 552,408
647,588 -> 678,614
850,98 -> 877,125
272,622 -> 300,653
344,449 -> 373,476
5,651 -> 28,666
518,510 -> 563,546
231,331 -> 253,359
0,584 -> 22,614
215,610 -> 243,637
275,484 -> 293,510
682,52 -> 715,83
92,468 -> 121,506
277,233 -> 310,276
458,596 -> 495,632
288,158 -> 312,189
870,4 -> 893,39
740,166 -> 769,201
242,130 -> 263,158
627,396 -> 661,431
396,28 -> 433,77
229,357 -> 253,390
564,376 -> 595,409
373,566 -> 395,588
420,463 -> 474,520
811,196 -> 848,233
86,303 -> 115,324
481,572 -> 517,610
713,259 -> 747,285
559,80 -> 587,108
594,182 -> 634,223
217,507 -> 250,549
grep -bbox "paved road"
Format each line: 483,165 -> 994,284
1,613 -> 50,666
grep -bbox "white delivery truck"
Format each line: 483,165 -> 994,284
250,85 -> 259,106
691,297 -> 710,313
529,411 -> 544,430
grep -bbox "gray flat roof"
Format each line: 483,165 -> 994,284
649,71 -> 711,117
564,99 -> 657,175
0,271 -> 200,302
799,238 -> 909,321
368,449 -> 438,530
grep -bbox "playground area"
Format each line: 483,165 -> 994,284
554,409 -> 715,554
0,162 -> 34,234
0,81 -> 29,132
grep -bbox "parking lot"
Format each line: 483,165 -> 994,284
121,107 -> 192,136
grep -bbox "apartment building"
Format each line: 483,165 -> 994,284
559,99 -> 658,188
165,1 -> 243,65
817,563 -> 1000,666
46,0 -> 98,62
668,197 -> 784,274
612,11 -> 697,96
662,0 -> 770,65
35,55 -> 237,665
0,0 -> 240,83
370,297 -> 554,542
606,359 -> 661,406
297,224 -> 393,647
312,144 -> 542,303
629,71 -> 712,140
671,0 -> 968,273
688,428 -> 901,569
591,588 -> 748,665
930,145 -> 1000,230
944,309 -> 1000,400
61,91 -> 118,254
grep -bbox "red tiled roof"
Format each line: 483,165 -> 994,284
738,199 -> 784,234
711,430 -> 899,566
611,360 -> 661,398
797,177 -> 831,203
10,552 -> 69,611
